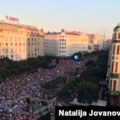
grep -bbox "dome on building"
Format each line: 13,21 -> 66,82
114,22 -> 120,31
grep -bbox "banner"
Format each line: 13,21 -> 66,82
55,106 -> 120,120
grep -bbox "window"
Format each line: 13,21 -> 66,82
116,45 -> 120,55
115,62 -> 118,73
118,33 -> 120,39
109,80 -> 112,90
31,38 -> 33,41
113,45 -> 115,54
111,61 -> 114,72
113,80 -> 117,91
6,49 -> 8,53
114,33 -> 116,39
11,55 -> 13,58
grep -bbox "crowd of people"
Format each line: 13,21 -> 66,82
0,56 -> 97,120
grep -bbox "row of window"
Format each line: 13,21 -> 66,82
59,51 -> 66,53
0,42 -> 41,47
59,47 -> 66,49
0,48 -> 40,53
28,53 -> 39,58
28,38 -> 40,41
0,36 -> 40,41
114,33 -> 120,40
0,53 -> 40,60
0,48 -> 26,53
0,55 -> 11,59
59,39 -> 66,41
0,55 -> 21,60
112,45 -> 120,55
111,61 -> 119,73
59,43 -> 66,45
0,36 -> 25,41
0,43 -> 26,46
28,42 -> 41,46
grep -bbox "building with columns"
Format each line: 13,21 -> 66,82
0,20 -> 44,61
107,23 -> 120,105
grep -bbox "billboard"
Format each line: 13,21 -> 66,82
6,16 -> 19,22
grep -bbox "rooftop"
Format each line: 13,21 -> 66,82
0,20 -> 39,31
114,22 -> 120,31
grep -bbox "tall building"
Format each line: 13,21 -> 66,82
107,23 -> 120,105
44,30 -> 89,57
0,20 -> 44,61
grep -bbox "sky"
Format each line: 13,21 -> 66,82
0,0 -> 120,39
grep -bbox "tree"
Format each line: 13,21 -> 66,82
0,56 -> 52,79
85,60 -> 96,68
58,88 -> 71,101
77,82 -> 99,104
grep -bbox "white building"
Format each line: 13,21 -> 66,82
44,30 -> 89,57
0,20 -> 44,61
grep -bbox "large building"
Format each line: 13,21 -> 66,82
0,20 -> 44,61
44,29 -> 104,57
44,30 -> 90,57
107,23 -> 120,105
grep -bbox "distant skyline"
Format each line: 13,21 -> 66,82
0,0 -> 120,39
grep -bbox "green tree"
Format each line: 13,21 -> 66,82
58,88 -> 71,101
77,82 -> 99,104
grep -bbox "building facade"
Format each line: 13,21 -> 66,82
44,30 -> 89,57
107,23 -> 120,95
88,34 -> 104,52
44,30 -> 104,57
0,20 -> 44,61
